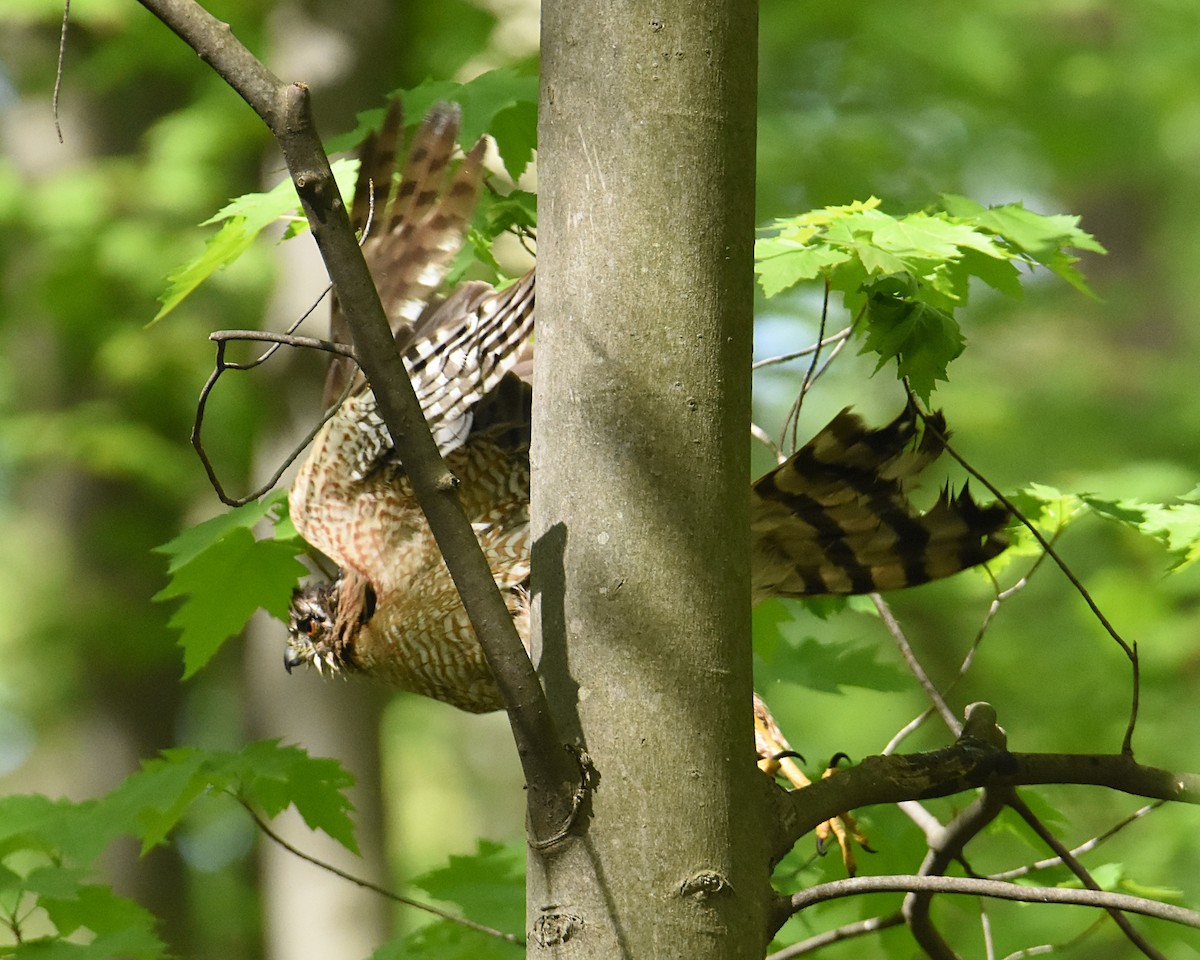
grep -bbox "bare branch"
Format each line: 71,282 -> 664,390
752,325 -> 853,370
988,802 -> 1162,882
778,721 -> 1200,860
1008,793 -> 1168,960
53,1 -> 70,143
764,912 -> 904,959
883,553 -> 1041,755
776,873 -> 1200,930
904,786 -> 1012,959
190,334 -> 353,506
997,914 -> 1109,960
863,601 -> 1159,954
872,593 -> 961,734
137,0 -> 579,842
209,329 -> 356,363
782,280 -> 830,452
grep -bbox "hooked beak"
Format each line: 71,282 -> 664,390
284,648 -> 306,674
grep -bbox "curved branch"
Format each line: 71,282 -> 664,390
190,334 -> 353,507
903,787 -> 1012,959
138,0 -> 579,842
905,387 -> 1141,756
237,798 -> 522,945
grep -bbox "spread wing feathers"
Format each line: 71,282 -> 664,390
340,272 -> 535,479
403,271 -> 536,454
750,403 -> 1010,598
316,101 -> 536,476
371,108 -> 485,331
324,101 -> 488,407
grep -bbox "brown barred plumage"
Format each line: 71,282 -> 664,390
751,404 -> 1008,599
284,103 -> 1010,715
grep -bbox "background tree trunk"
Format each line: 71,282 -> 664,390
531,1 -> 764,956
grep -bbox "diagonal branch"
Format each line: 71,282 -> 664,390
1007,792 -> 1168,960
137,0 -> 579,843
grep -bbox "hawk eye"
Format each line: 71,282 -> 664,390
296,616 -> 317,636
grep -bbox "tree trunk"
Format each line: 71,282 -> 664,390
531,2 -> 764,956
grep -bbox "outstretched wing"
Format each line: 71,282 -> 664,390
750,403 -> 1009,598
290,102 -> 536,579
322,101 -> 535,466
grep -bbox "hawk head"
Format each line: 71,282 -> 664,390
285,581 -> 342,676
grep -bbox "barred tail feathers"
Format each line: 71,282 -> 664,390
750,405 -> 1009,599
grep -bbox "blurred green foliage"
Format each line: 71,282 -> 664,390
1,0 -> 1198,958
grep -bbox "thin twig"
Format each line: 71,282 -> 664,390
904,384 -> 1141,756
871,593 -> 961,734
988,802 -> 1162,881
882,554 -> 1042,755
764,912 -> 904,959
210,329 -> 356,364
783,279 -> 830,452
236,798 -> 523,946
981,904 -> 996,960
1008,793 -> 1168,960
997,914 -> 1108,960
750,420 -> 783,464
751,325 -> 852,369
190,334 -> 355,507
53,1 -> 71,143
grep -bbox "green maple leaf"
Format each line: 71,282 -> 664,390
232,741 -> 358,853
412,840 -> 525,933
1083,493 -> 1200,572
154,529 -> 305,678
780,637 -> 909,695
104,742 -> 356,855
154,493 -> 306,679
859,275 -> 965,401
754,239 -> 851,298
153,159 -> 358,322
869,212 -> 1005,261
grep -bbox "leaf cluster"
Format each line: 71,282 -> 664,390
1001,482 -> 1200,575
0,741 -> 355,959
154,66 -> 539,322
754,195 -> 1105,400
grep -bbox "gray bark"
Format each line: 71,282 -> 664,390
531,1 -> 766,956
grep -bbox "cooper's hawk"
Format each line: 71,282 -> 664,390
285,103 -> 1010,718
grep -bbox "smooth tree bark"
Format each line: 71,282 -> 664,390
532,1 -> 764,956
